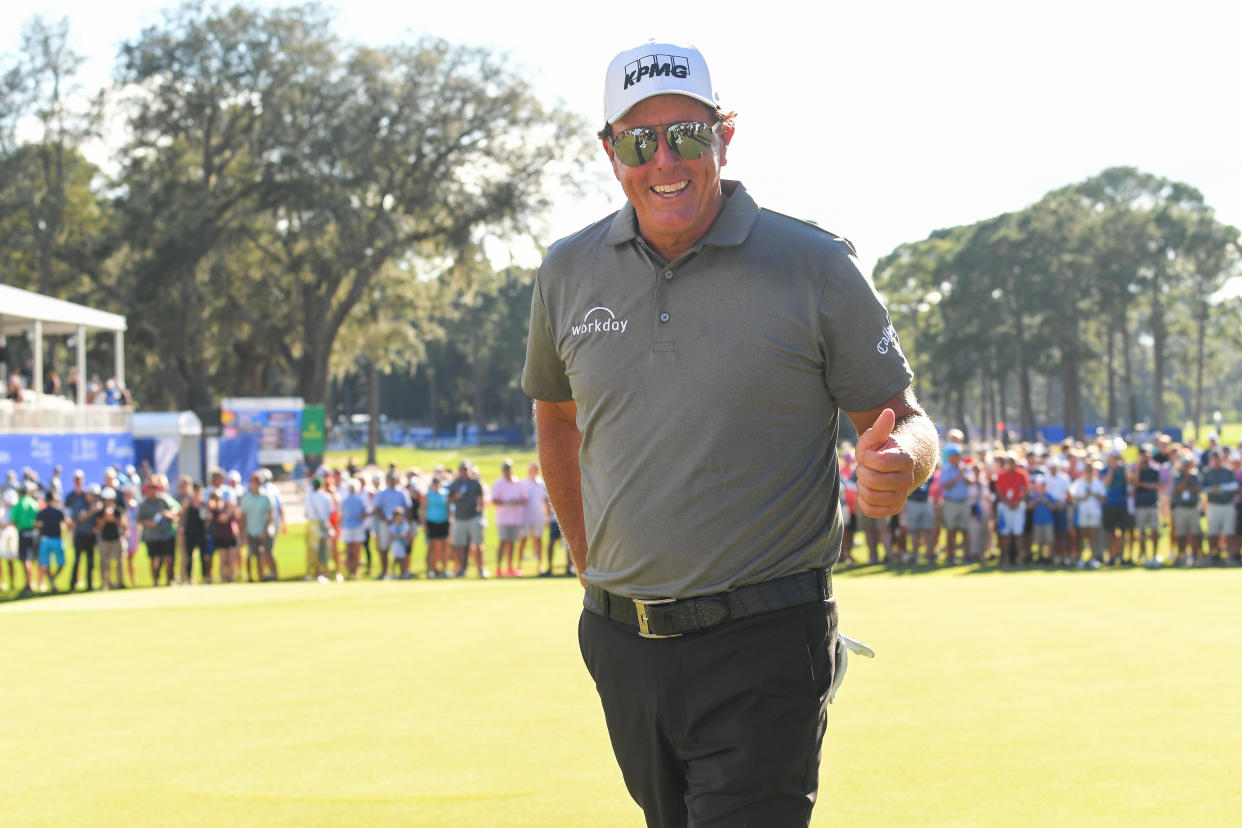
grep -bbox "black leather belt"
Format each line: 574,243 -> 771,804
583,568 -> 831,639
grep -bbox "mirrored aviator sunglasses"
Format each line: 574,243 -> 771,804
611,121 -> 719,167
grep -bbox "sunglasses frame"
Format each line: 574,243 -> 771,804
610,120 -> 722,168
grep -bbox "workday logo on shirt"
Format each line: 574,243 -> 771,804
571,306 -> 629,336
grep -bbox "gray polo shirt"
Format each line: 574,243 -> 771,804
523,181 -> 911,598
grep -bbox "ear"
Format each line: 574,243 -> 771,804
718,123 -> 734,167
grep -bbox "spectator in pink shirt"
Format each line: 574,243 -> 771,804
491,460 -> 527,577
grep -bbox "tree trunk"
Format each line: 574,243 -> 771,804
1105,324 -> 1116,428
469,325 -> 485,436
426,364 -> 438,435
366,360 -> 379,466
1121,322 -> 1137,429
1150,286 -> 1167,431
1193,298 -> 1207,443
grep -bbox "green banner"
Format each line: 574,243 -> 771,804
301,404 -> 325,456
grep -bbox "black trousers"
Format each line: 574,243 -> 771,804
579,598 -> 838,828
70,534 -> 96,589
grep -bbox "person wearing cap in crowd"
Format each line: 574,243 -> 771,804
1201,448 -> 1237,565
1130,445 -> 1162,566
138,474 -> 181,587
1043,457 -> 1073,566
1070,460 -> 1106,567
1,489 -> 21,590
518,462 -> 550,576
303,476 -> 335,583
491,459 -> 527,577
338,479 -> 369,579
388,505 -> 414,579
938,445 -> 973,565
239,471 -> 278,582
1100,450 -> 1131,566
208,487 -> 240,582
96,487 -> 127,589
180,482 -> 210,584
994,453 -> 1030,567
522,40 -> 937,825
373,472 -> 411,580
11,482 -> 42,595
64,471 -> 95,590
447,461 -> 487,578
34,488 -> 67,592
422,467 -> 452,578
364,472 -> 383,576
1171,452 -> 1204,566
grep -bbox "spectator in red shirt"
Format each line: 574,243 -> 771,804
994,453 -> 1030,567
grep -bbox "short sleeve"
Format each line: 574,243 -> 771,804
522,271 -> 573,403
817,244 -> 913,411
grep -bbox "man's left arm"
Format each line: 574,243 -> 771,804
845,387 -> 938,518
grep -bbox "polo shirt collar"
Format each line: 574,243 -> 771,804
603,179 -> 759,249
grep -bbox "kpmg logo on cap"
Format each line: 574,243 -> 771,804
623,54 -> 690,90
571,306 -> 629,336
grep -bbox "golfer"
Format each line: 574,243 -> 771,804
523,40 -> 937,826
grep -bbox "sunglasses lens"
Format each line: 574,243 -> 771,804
613,128 -> 658,167
668,122 -> 713,160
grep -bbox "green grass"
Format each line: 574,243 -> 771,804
323,446 -> 538,476
3,564 -> 1239,826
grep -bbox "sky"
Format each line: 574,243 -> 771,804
3,0 -> 1241,277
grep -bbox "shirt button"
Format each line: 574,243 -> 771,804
664,270 -> 673,280
659,312 -> 670,323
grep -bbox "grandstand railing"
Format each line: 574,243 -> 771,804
0,398 -> 132,433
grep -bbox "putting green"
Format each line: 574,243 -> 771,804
3,567 -> 1238,826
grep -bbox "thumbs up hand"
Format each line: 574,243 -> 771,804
854,408 -> 916,518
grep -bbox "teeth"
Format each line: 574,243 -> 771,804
652,181 -> 688,195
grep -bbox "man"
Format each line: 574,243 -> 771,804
239,472 -> 278,582
517,463 -> 550,576
373,472 -> 411,580
491,459 -> 527,576
446,462 -> 487,578
137,475 -> 181,586
522,40 -> 937,827
1130,446 -> 1162,565
303,477 -> 335,583
64,471 -> 98,591
938,445 -> 973,565
1201,449 -> 1237,564
11,482 -> 42,595
994,453 -> 1029,567
1171,453 -> 1203,567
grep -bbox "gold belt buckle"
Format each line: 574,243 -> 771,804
633,597 -> 680,638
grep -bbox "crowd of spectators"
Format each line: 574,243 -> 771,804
5,364 -> 131,405
302,458 -> 567,583
0,457 -> 570,597
840,428 -> 1242,570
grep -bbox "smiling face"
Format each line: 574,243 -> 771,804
603,94 -> 732,261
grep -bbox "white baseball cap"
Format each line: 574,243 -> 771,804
603,40 -> 719,125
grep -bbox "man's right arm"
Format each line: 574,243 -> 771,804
535,400 -> 587,584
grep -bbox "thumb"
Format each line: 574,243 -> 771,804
858,408 -> 896,451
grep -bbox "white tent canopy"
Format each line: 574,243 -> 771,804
0,284 -> 127,407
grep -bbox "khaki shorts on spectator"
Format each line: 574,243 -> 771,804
1032,523 -> 1054,546
340,525 -> 366,544
1172,506 -> 1201,537
246,534 -> 270,559
941,500 -> 971,532
451,516 -> 484,547
855,512 -> 888,533
1134,506 -> 1160,533
1206,503 -> 1235,537
905,500 -> 934,531
521,521 -> 545,539
497,524 -> 521,543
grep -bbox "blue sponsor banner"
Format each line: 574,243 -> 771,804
0,433 -> 135,485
